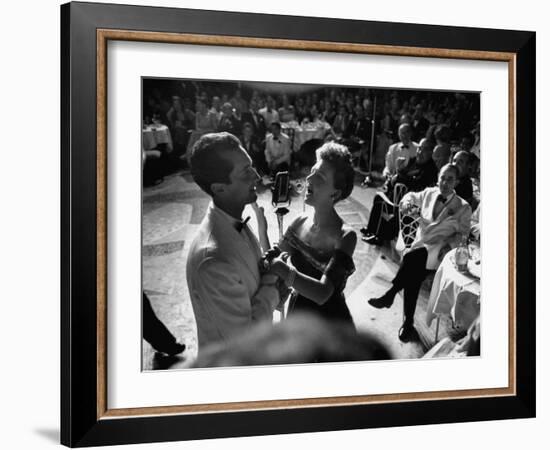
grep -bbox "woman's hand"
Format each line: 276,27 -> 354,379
269,252 -> 291,279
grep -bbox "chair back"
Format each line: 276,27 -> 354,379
395,208 -> 421,253
393,182 -> 408,205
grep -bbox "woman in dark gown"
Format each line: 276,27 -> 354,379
268,142 -> 357,328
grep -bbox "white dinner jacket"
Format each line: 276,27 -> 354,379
401,187 -> 472,269
186,203 -> 279,351
383,141 -> 419,176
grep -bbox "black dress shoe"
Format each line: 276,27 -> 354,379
398,323 -> 418,342
155,341 -> 186,356
362,234 -> 382,246
360,227 -> 371,236
368,293 -> 394,309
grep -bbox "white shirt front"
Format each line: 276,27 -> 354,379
265,133 -> 291,166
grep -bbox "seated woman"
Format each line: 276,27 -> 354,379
166,96 -> 194,158
241,122 -> 267,176
432,124 -> 452,170
267,142 -> 357,328
278,94 -> 296,123
185,98 -> 217,161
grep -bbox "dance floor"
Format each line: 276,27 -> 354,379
142,170 -> 454,369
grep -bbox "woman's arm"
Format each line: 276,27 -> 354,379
270,230 -> 356,306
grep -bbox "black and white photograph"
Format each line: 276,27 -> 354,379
141,78 -> 481,370
1,0 -> 544,447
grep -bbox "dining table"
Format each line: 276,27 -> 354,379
281,120 -> 332,151
142,123 -> 173,151
425,246 -> 481,340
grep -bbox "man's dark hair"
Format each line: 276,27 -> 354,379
453,150 -> 471,163
316,142 -> 355,202
434,124 -> 451,143
439,163 -> 460,179
270,121 -> 282,131
190,132 -> 242,196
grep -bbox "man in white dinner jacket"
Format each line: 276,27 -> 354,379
383,123 -> 419,177
368,163 -> 472,342
186,132 -> 280,353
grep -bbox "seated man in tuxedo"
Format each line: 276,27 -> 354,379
368,164 -> 472,342
383,123 -> 419,177
361,138 -> 438,245
186,132 -> 280,353
264,122 -> 292,176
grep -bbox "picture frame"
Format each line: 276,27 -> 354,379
60,1 -> 535,447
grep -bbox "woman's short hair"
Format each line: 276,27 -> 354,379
190,132 -> 242,196
316,142 -> 355,202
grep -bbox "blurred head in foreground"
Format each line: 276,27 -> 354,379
193,313 -> 392,368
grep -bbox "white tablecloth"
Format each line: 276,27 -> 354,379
282,121 -> 331,151
142,124 -> 173,151
426,248 -> 481,330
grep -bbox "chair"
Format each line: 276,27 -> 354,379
395,206 -> 422,256
375,182 -> 408,241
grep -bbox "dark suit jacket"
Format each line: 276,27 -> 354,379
242,111 -> 267,138
411,117 -> 430,141
346,117 -> 372,142
455,176 -> 473,204
394,158 -> 438,192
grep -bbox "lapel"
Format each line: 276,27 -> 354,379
423,188 -> 439,223
429,191 -> 456,223
210,205 -> 261,286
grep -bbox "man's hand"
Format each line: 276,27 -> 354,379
251,202 -> 267,233
269,252 -> 291,279
400,200 -> 418,216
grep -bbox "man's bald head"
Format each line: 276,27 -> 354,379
398,123 -> 412,144
416,138 -> 434,164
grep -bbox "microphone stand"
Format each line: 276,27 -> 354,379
271,172 -> 291,319
362,95 -> 377,187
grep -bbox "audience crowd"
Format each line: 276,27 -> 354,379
142,80 -> 480,188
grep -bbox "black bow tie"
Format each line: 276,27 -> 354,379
235,216 -> 250,233
401,143 -> 409,149
436,195 -> 447,204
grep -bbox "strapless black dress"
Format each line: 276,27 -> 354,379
282,226 -> 356,327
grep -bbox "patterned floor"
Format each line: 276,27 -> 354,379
142,170 -> 449,370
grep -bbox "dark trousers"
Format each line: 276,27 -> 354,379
143,293 -> 178,352
366,194 -> 398,240
392,247 -> 429,324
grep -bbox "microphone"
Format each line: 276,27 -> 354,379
271,171 -> 291,242
272,171 -> 290,206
